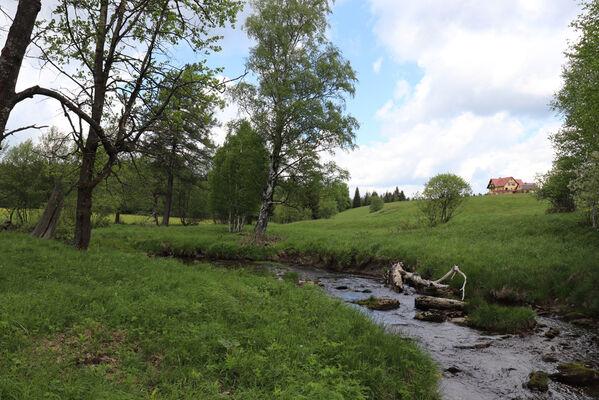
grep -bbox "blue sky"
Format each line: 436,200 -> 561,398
3,0 -> 583,195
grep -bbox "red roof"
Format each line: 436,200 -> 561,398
488,177 -> 514,188
488,177 -> 536,190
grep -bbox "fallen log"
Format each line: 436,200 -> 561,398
415,295 -> 465,311
387,262 -> 467,300
384,264 -> 404,292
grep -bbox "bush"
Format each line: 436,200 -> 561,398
417,173 -> 471,225
317,198 -> 338,219
536,157 -> 576,213
369,195 -> 384,213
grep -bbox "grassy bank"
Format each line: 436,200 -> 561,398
92,195 -> 599,315
0,234 -> 438,399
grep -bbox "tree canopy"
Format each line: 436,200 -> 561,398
234,0 -> 358,234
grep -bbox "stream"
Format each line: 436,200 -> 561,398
257,262 -> 599,400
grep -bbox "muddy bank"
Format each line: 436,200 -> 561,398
260,263 -> 599,400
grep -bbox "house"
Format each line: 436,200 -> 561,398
487,177 -> 537,194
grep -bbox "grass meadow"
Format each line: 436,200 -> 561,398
92,195 -> 599,316
0,234 -> 438,399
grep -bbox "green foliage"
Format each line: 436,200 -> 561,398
0,233 -> 439,399
467,299 -> 536,333
417,173 -> 472,225
317,197 -> 338,219
208,121 -> 268,231
273,204 -> 311,224
234,0 -> 358,232
536,157 -> 577,213
548,0 -> 599,224
0,140 -> 51,228
352,187 -> 361,208
368,195 -> 384,213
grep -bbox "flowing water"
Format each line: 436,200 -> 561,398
259,263 -> 599,400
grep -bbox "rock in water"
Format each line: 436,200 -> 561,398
353,296 -> 400,311
526,371 -> 549,392
414,310 -> 446,323
549,363 -> 599,386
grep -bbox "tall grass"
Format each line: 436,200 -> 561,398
0,234 -> 439,399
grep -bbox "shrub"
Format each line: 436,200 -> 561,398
417,173 -> 471,225
369,195 -> 384,213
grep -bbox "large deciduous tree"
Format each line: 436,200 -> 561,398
0,0 -> 42,145
550,0 -> 599,224
30,0 -> 241,249
233,0 -> 358,234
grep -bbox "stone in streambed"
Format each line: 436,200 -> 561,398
526,371 -> 549,392
542,354 -> 558,363
353,296 -> 400,311
549,363 -> 599,386
414,310 -> 446,323
544,328 -> 560,339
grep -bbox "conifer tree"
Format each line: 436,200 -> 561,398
352,187 -> 361,208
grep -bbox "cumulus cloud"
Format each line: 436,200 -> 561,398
339,0 -> 580,194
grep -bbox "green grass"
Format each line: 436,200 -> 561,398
466,299 -> 537,333
92,195 -> 599,315
0,233 -> 439,399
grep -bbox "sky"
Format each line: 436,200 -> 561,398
2,0 -> 583,196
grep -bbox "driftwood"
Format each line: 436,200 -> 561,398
415,295 -> 465,311
387,262 -> 467,300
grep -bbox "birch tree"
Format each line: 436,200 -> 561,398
233,0 -> 358,234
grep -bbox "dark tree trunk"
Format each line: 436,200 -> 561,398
114,211 -> 120,224
0,0 -> 41,143
73,0 -> 109,250
31,179 -> 66,239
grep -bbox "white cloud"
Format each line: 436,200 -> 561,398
338,112 -> 556,195
372,57 -> 383,73
337,1 -> 580,195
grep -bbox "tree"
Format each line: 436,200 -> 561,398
363,191 -> 371,206
392,186 -> 400,202
398,190 -> 407,201
536,157 -> 577,213
369,194 -> 383,213
208,121 -> 268,232
549,0 -> 599,224
141,67 -> 217,226
569,151 -> 599,227
353,187 -> 361,208
12,0 -> 241,249
0,140 -> 49,226
234,0 -> 358,235
417,173 -> 472,226
0,0 -> 42,145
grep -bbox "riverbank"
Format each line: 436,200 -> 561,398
93,195 -> 599,317
0,233 -> 439,399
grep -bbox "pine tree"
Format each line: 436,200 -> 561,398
393,186 -> 400,202
352,187 -> 361,208
399,190 -> 406,201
